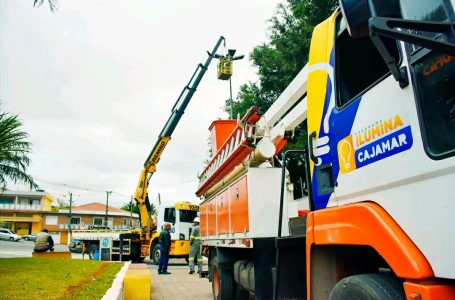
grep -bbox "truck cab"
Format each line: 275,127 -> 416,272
150,202 -> 199,264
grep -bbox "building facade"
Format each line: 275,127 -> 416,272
0,191 -> 140,245
0,190 -> 54,235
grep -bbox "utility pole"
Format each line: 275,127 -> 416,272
105,191 -> 112,229
229,76 -> 233,119
67,192 -> 73,245
221,48 -> 244,119
130,195 -> 133,229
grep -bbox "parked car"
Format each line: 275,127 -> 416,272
69,239 -> 83,253
21,234 -> 37,241
0,228 -> 21,242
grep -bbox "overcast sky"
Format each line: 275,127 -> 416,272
0,1 -> 281,208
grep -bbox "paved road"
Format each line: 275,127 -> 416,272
0,239 -> 84,259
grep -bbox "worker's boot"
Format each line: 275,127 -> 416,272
189,270 -> 195,274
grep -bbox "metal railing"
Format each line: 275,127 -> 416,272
59,224 -> 130,230
0,204 -> 43,211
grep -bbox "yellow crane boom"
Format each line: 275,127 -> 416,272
133,37 -> 225,229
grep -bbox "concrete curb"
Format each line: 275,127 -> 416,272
102,261 -> 130,300
123,263 -> 151,300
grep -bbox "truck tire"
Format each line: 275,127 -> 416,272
152,244 -> 161,265
235,285 -> 249,300
329,274 -> 405,300
130,242 -> 144,263
88,244 -> 99,260
212,257 -> 234,300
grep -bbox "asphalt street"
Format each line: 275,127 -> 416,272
0,239 -> 84,259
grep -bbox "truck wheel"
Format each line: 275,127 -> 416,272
329,274 -> 404,300
130,243 -> 144,263
235,285 -> 249,300
152,244 -> 161,265
88,244 -> 99,260
212,257 -> 234,300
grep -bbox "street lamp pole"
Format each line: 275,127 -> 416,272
105,191 -> 112,229
67,192 -> 72,245
229,77 -> 233,119
226,48 -> 244,119
130,195 -> 133,229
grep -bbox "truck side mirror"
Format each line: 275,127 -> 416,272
340,0 -> 401,38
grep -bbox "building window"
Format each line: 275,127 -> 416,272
17,197 -> 39,205
0,198 -> 14,205
70,217 -> 80,225
123,218 -> 128,226
93,217 -> 103,226
46,215 -> 58,225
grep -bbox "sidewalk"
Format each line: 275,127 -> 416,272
148,258 -> 213,300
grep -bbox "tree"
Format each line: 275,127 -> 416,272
33,0 -> 58,12
225,0 -> 337,198
121,201 -> 156,216
121,201 -> 139,214
227,0 -> 338,121
0,109 -> 38,190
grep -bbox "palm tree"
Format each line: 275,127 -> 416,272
33,0 -> 58,12
0,110 -> 38,190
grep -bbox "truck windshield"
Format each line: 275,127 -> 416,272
400,0 -> 451,22
404,0 -> 455,159
400,0 -> 454,53
179,210 -> 198,223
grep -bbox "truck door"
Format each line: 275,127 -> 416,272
308,9 -> 414,209
161,207 -> 177,239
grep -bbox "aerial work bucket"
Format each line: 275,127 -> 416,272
217,59 -> 232,80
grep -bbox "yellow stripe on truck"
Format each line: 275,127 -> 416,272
307,10 -> 338,175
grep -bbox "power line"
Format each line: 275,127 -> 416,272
33,176 -> 198,199
33,178 -> 128,199
33,178 -> 105,193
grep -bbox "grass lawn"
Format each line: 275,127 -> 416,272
0,258 -> 123,300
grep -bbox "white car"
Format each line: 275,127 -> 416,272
0,228 -> 21,242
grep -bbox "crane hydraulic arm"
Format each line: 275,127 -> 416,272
134,36 -> 225,229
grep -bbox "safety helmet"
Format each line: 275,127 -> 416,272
193,217 -> 200,223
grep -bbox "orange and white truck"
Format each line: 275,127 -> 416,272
196,1 -> 455,299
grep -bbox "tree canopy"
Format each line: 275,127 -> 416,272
224,0 -> 337,198
33,0 -> 58,12
226,0 -> 337,126
0,108 -> 38,190
121,201 -> 156,216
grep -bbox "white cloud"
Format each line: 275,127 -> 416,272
0,0 -> 280,208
